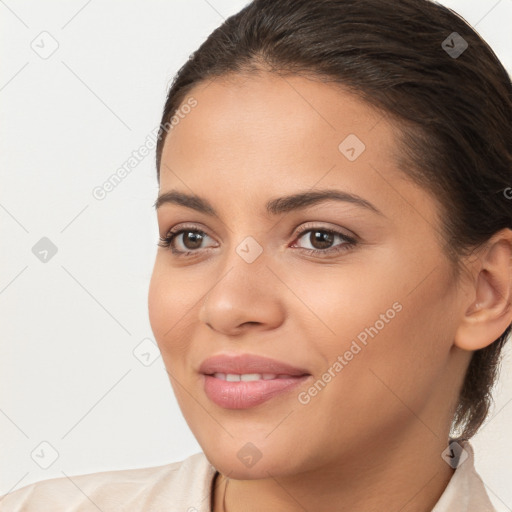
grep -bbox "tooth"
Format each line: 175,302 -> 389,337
240,373 -> 262,382
212,373 -> 286,381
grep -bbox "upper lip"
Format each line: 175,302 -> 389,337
199,353 -> 310,376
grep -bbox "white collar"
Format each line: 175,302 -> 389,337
431,440 -> 496,511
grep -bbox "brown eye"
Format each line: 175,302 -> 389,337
308,230 -> 335,250
291,227 -> 357,257
180,231 -> 204,250
158,227 -> 214,255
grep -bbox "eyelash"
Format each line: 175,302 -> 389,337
157,224 -> 357,258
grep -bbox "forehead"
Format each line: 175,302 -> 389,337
158,72 -> 438,229
163,72 -> 391,160
161,72 -> 397,178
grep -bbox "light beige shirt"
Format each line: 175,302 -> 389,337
0,440 -> 496,511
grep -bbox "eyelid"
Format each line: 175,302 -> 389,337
159,221 -> 359,256
161,220 -> 356,240
162,222 -> 213,239
168,223 -> 217,246
290,221 -> 357,241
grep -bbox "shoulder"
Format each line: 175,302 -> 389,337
0,452 -> 216,512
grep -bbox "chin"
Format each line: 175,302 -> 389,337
200,439 -> 303,480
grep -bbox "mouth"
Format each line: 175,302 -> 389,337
208,372 -> 305,381
198,352 -> 312,409
198,352 -> 310,377
202,373 -> 311,409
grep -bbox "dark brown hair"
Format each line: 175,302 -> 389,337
155,0 -> 512,440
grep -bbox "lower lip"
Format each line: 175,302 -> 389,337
202,374 -> 311,409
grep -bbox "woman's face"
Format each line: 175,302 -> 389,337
148,72 -> 472,478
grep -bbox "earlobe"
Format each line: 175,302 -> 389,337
454,230 -> 512,352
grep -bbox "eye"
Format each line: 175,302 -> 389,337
157,223 -> 358,259
157,224 -> 217,257
290,225 -> 357,257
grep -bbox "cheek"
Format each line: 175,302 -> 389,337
289,285 -> 452,449
148,259 -> 219,370
337,269 -> 456,420
148,262 -> 193,356
289,252 -> 453,401
283,253 -> 407,356
147,264 -> 169,340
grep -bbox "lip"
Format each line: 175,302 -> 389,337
199,353 -> 312,409
198,353 -> 310,377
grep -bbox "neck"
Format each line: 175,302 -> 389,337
212,427 -> 455,512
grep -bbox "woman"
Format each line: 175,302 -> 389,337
2,0 -> 511,510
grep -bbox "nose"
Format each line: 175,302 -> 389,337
198,254 -> 286,336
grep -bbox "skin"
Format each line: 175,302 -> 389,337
148,71 -> 512,512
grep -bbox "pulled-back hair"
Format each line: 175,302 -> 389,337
155,0 -> 512,440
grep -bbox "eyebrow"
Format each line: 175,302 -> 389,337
153,189 -> 384,217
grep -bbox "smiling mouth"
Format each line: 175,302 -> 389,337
202,373 -> 312,409
208,372 -> 306,381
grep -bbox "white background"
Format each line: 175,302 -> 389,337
1,0 -> 511,509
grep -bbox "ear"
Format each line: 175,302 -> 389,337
454,228 -> 512,351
